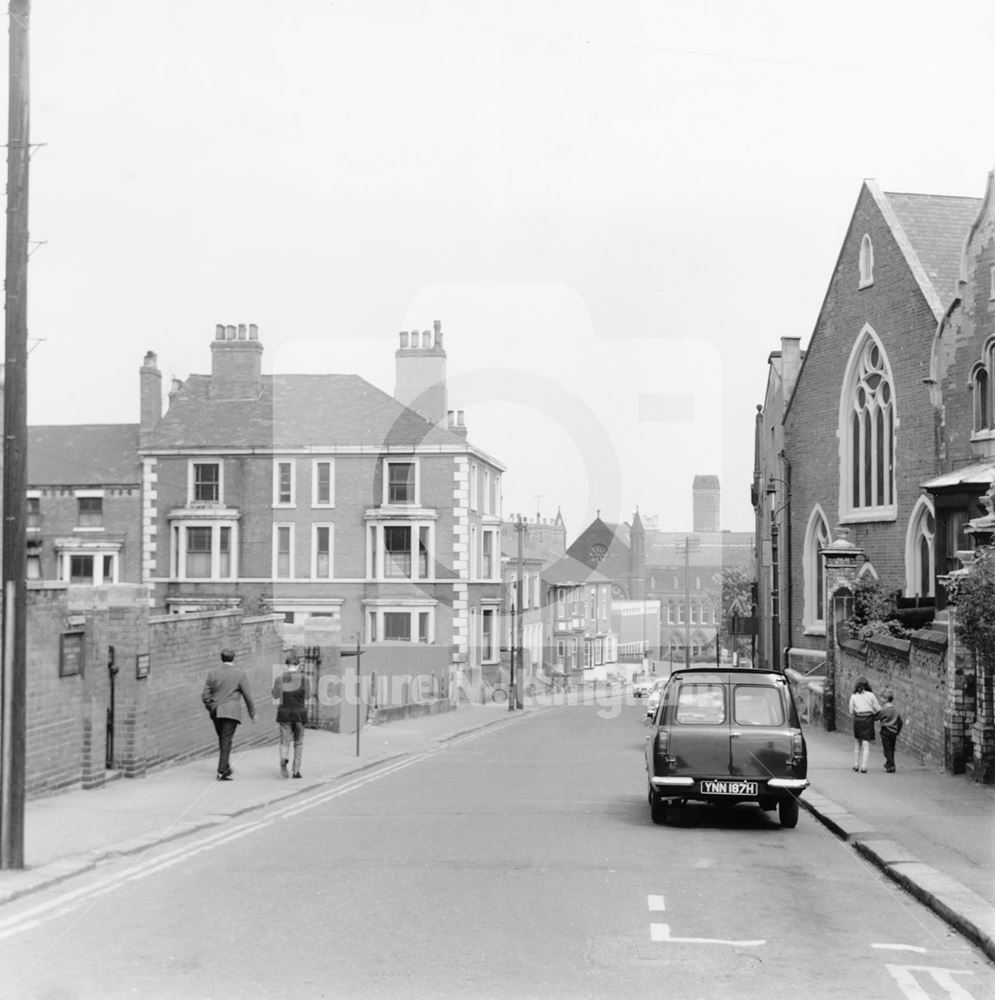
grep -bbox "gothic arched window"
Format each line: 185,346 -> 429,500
839,328 -> 896,521
803,506 -> 831,632
859,234 -> 874,288
905,496 -> 935,598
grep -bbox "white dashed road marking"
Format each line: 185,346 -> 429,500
650,923 -> 765,947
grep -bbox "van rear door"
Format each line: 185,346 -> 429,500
665,674 -> 731,777
729,680 -> 792,779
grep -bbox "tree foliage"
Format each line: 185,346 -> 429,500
955,547 -> 995,672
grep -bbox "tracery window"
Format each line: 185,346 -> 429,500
840,330 -> 896,520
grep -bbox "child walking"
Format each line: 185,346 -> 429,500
879,689 -> 903,772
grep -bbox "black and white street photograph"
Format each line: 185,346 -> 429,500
0,2 -> 994,998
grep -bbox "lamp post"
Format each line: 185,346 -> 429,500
765,475 -> 790,673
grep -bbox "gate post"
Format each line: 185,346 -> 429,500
821,527 -> 864,732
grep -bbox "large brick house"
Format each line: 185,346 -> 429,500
139,322 -> 505,688
774,180 -> 981,659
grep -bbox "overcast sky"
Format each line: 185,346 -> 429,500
9,1 -> 995,538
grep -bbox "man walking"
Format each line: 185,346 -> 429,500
202,648 -> 256,780
879,689 -> 903,773
272,649 -> 311,778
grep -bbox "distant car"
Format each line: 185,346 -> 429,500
644,668 -> 808,828
644,679 -> 667,717
632,677 -> 655,698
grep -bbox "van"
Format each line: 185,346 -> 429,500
644,668 -> 808,828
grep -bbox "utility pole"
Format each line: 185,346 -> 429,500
1,0 -> 31,871
675,535 -> 699,669
515,515 -> 526,709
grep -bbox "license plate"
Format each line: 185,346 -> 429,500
700,780 -> 758,796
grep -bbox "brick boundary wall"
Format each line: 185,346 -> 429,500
23,585 -> 285,799
836,629 -> 948,765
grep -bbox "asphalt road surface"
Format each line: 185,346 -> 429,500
0,701 -> 992,1000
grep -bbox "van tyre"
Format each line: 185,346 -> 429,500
649,790 -> 670,825
778,796 -> 799,829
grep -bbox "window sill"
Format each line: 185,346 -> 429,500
858,279 -> 874,290
838,508 -> 896,525
74,527 -> 105,533
803,625 -> 826,637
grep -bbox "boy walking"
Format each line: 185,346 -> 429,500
879,689 -> 903,773
272,649 -> 311,778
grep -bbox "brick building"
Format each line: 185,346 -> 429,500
25,424 -> 142,585
139,322 -> 505,691
566,479 -> 753,666
499,511 -> 566,690
774,180 -> 981,659
923,168 -> 995,575
753,339 -> 803,670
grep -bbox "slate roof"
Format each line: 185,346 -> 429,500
144,374 -> 470,451
542,554 -> 612,586
883,191 -> 982,308
28,424 -> 141,485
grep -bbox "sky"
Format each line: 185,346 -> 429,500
8,0 -> 995,539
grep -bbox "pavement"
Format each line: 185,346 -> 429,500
1,695 -> 994,962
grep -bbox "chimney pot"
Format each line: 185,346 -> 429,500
422,330 -> 431,348
400,331 -> 409,349
215,324 -> 225,340
249,323 -> 258,340
225,325 -> 236,340
142,351 -> 158,369
237,324 -> 247,340
457,410 -> 465,426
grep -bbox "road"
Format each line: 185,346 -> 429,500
0,701 -> 992,1000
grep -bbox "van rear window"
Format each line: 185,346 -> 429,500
734,685 -> 785,727
675,683 -> 726,724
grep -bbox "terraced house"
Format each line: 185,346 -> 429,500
138,322 -> 505,689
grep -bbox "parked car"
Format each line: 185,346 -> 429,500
632,676 -> 655,698
644,668 -> 808,828
644,678 -> 667,717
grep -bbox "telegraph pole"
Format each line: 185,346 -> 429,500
1,0 -> 31,870
515,515 -> 525,709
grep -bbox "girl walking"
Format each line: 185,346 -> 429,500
848,676 -> 881,773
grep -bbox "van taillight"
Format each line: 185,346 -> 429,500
655,729 -> 670,762
790,729 -> 804,761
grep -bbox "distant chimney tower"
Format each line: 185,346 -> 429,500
692,475 -> 720,532
210,323 -> 263,399
394,319 -> 447,425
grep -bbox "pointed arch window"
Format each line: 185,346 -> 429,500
905,497 -> 935,598
839,329 -> 896,522
803,506 -> 831,633
971,337 -> 995,436
859,234 -> 874,288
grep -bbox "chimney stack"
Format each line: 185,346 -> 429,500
140,351 -> 162,444
395,319 -> 448,425
210,322 -> 263,399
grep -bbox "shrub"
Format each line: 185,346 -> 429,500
847,575 -> 912,640
955,547 -> 995,672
